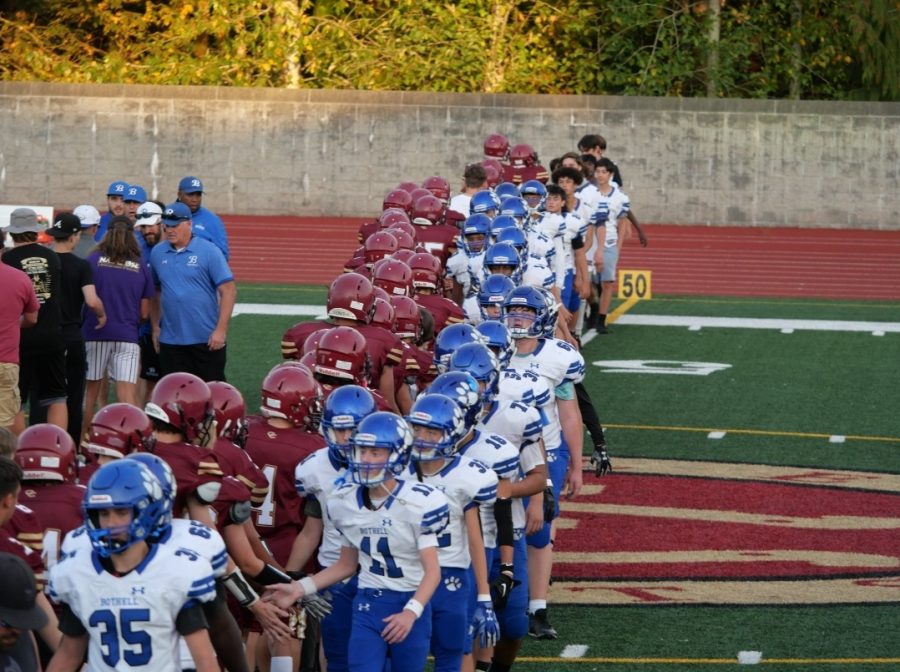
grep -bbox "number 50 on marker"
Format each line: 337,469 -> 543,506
617,270 -> 652,300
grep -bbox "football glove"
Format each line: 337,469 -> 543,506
490,564 -> 520,611
472,598 -> 500,648
299,593 -> 333,620
591,444 -> 612,477
542,485 -> 556,523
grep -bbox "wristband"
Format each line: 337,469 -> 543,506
545,478 -> 553,488
299,576 -> 318,597
477,593 -> 492,602
404,598 -> 424,619
222,569 -> 260,608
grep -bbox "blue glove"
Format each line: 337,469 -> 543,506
472,597 -> 500,648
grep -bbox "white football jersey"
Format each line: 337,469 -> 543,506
405,455 -> 497,568
457,429 -> 519,548
527,213 -> 567,288
561,211 -> 588,268
327,479 -> 449,592
496,367 -> 553,411
49,542 -> 217,672
294,448 -> 347,568
593,186 -> 630,247
445,250 -> 472,294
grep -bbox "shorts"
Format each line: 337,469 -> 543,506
18,346 -> 67,406
86,341 -> 140,384
139,332 -> 162,381
0,363 -> 20,426
600,245 -> 619,283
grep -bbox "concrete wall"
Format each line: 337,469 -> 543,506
1,81 -> 898,229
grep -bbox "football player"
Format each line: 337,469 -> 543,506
409,252 -> 466,337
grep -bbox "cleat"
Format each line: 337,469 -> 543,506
528,608 -> 558,640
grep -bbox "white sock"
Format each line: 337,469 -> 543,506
270,656 -> 292,672
529,599 -> 547,614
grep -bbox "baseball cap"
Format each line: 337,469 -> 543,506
0,553 -> 49,630
135,202 -> 163,226
178,176 -> 204,193
125,185 -> 147,203
73,204 -> 101,227
161,202 -> 192,225
107,180 -> 129,197
48,213 -> 84,238
4,208 -> 42,234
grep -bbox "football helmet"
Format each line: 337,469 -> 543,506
461,214 -> 492,256
406,393 -> 466,461
83,460 -> 164,557
390,296 -> 422,341
349,412 -> 413,486
483,133 -> 510,161
372,259 -> 414,297
499,197 -> 528,224
397,181 -> 419,193
495,227 -> 528,257
519,179 -> 547,212
327,272 -> 376,323
208,381 -> 249,449
302,328 -> 328,356
314,327 -> 370,385
448,342 -> 501,403
509,143 -> 537,168
476,320 -> 514,368
364,231 -> 399,266
379,208 -> 412,230
433,323 -> 485,374
427,371 -> 482,430
16,424 -> 77,482
422,176 -> 451,203
483,163 -> 501,189
145,373 -> 214,444
469,190 -> 500,217
535,286 -> 561,339
494,182 -> 520,201
488,215 -> 518,243
391,248 -> 417,266
370,297 -> 395,330
478,274 -> 516,321
502,285 -> 550,339
321,384 -> 376,462
125,452 -> 175,539
411,194 -> 446,227
383,218 -> 415,239
383,189 -> 413,215
388,228 -> 416,252
357,220 -> 380,245
484,242 -> 522,283
260,363 -> 324,430
409,252 -> 443,291
85,403 -> 155,459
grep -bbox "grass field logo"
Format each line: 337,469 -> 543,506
593,360 -> 732,376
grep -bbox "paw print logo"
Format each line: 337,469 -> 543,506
444,575 -> 462,592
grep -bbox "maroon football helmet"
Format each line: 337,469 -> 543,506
379,209 -> 412,230
302,328 -> 329,356
357,220 -> 380,245
411,195 -> 446,227
314,327 -> 370,385
86,403 -> 155,458
422,176 -> 451,203
260,364 -> 323,430
16,424 -> 77,482
384,219 -> 416,240
484,133 -> 510,160
364,231 -> 399,266
208,381 -> 249,448
391,249 -> 417,266
396,181 -> 419,193
390,296 -> 422,341
145,373 -> 214,444
370,297 -> 395,331
481,161 -> 501,188
383,189 -> 413,215
327,273 -> 376,323
409,252 -> 443,291
373,259 -> 413,297
386,228 -> 415,251
509,143 -> 537,168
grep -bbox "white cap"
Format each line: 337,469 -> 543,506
135,201 -> 162,227
72,204 -> 101,227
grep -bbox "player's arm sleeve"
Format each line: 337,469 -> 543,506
304,496 -> 323,519
58,602 -> 88,637
176,600 -> 210,636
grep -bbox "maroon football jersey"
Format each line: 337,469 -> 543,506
18,482 -> 86,569
355,323 -> 403,388
395,341 -> 421,389
213,438 -> 270,508
502,163 -> 549,185
409,343 -> 439,389
414,292 -> 465,335
0,529 -> 45,589
244,415 -> 325,565
4,504 -> 44,555
413,224 -> 459,267
209,475 -> 253,536
357,220 -> 379,244
147,443 -> 224,518
281,319 -> 330,360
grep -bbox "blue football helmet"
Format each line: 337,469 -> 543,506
82,460 -> 164,557
322,385 -> 377,463
406,393 -> 466,461
448,342 -> 500,404
498,197 -> 528,225
494,182 -> 520,202
476,320 -> 514,368
534,286 -> 561,339
519,180 -> 547,213
502,285 -> 550,339
488,215 -> 518,244
461,214 -> 492,256
484,242 -> 522,284
125,453 -> 175,540
428,371 -> 482,430
478,274 -> 516,322
469,190 -> 501,217
433,323 -> 485,374
349,412 -> 413,486
495,227 -> 528,257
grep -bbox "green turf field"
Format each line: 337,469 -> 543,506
228,283 -> 900,670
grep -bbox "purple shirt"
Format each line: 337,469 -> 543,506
83,252 -> 154,343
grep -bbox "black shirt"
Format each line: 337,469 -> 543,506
2,244 -> 63,353
57,252 -> 93,341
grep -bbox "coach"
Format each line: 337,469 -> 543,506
149,202 -> 236,382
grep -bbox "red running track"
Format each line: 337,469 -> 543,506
223,215 -> 900,300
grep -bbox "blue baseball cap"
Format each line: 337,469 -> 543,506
107,180 -> 129,197
178,176 -> 204,193
160,202 -> 192,225
124,184 -> 147,203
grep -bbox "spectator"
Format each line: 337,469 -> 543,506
82,216 -> 154,430
176,176 -> 230,259
123,184 -> 147,220
71,204 -> 101,258
95,179 -> 129,241
0,257 -> 39,434
150,202 -> 236,382
577,134 -> 623,186
47,213 -> 106,444
1,209 -> 68,431
134,201 -> 165,402
0,552 -> 48,671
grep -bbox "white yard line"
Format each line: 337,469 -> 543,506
560,644 -> 589,658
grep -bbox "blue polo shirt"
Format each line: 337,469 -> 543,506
189,207 -> 230,260
150,236 -> 234,345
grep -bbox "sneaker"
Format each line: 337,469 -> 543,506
528,608 -> 558,639
595,323 -> 610,334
